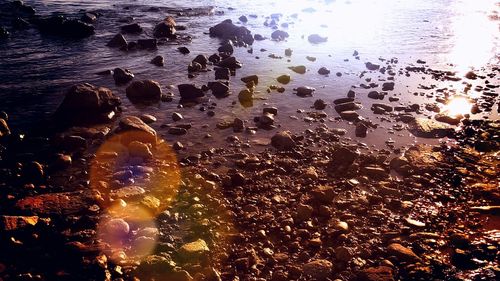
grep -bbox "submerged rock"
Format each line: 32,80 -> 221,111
295,86 -> 315,97
126,80 -> 162,102
365,62 -> 380,71
34,16 -> 95,38
0,26 -> 10,39
55,83 -> 121,125
121,23 -> 142,34
289,65 -> 306,74
276,74 -> 291,84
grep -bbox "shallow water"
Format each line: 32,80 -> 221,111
0,0 -> 498,150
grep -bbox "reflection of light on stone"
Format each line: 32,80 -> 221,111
90,131 -> 181,215
98,204 -> 158,263
443,96 -> 472,117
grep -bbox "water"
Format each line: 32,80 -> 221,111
0,0 -> 498,150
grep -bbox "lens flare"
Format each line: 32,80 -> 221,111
443,96 -> 472,117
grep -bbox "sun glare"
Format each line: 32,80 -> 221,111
443,96 -> 472,117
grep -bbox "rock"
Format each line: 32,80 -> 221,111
258,113 -> 275,127
362,166 -> 388,180
153,16 -> 176,38
271,131 -> 296,150
15,190 -> 100,215
107,33 -> 127,48
371,103 -> 393,113
0,216 -> 39,231
233,118 -> 244,132
239,15 -> 248,22
318,67 -> 330,75
355,122 -> 368,137
178,46 -> 190,54
434,114 -> 462,125
113,68 -> 134,84
409,118 -> 453,138
335,246 -> 353,262
296,203 -> 313,221
0,118 -> 10,138
117,116 -> 157,145
0,26 -> 9,38
295,86 -> 315,97
168,127 -> 187,135
218,56 -> 242,69
238,89 -> 253,102
111,185 -> 146,199
284,48 -> 293,56
241,75 -> 258,85
178,84 -> 204,100
188,62 -> 203,73
308,34 -> 328,43
172,112 -> 183,122
330,146 -> 359,167
55,83 -> 121,125
312,185 -> 335,203
302,259 -> 333,280
137,38 -> 157,50
121,23 -> 142,34
334,102 -> 362,112
289,65 -> 306,74
218,42 -> 234,54
23,161 -> 44,181
53,153 -> 72,169
192,54 -> 208,68
178,239 -> 210,261
126,80 -> 162,102
81,12 -> 97,24
254,34 -> 266,41
103,218 -> 130,238
136,255 -> 176,277
358,266 -> 395,281
140,114 -> 157,124
387,243 -> 421,263
365,62 -> 380,71
34,16 -> 95,38
128,141 -> 152,159
339,110 -> 359,121
151,55 -> 164,67
368,91 -> 384,99
313,99 -> 327,110
215,68 -> 230,80
209,19 -> 252,44
12,18 -> 30,29
276,74 -> 291,84
382,82 -> 395,91
208,81 -> 230,98
271,30 -> 289,41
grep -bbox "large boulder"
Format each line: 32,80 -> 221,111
153,16 -> 176,38
34,16 -> 95,38
178,84 -> 204,100
55,83 -> 121,125
126,80 -> 162,103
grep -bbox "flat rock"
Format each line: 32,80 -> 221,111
409,118 -> 454,138
358,266 -> 395,281
178,239 -> 210,260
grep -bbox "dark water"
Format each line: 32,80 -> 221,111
0,0 -> 498,149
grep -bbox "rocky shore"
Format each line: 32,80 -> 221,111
0,1 -> 499,281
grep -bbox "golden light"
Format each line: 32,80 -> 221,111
443,96 -> 472,117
